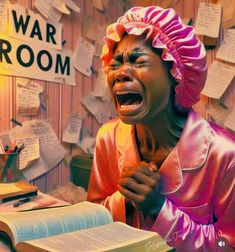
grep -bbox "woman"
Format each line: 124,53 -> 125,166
87,6 -> 235,251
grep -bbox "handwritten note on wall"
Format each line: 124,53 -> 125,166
202,61 -> 235,99
216,29 -> 235,64
195,2 -> 222,38
73,37 -> 95,77
62,114 -> 83,144
16,78 -> 43,116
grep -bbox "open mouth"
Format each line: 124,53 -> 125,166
115,91 -> 144,113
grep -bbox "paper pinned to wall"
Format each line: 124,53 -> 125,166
201,61 -> 235,99
94,25 -> 107,57
77,137 -> 95,155
218,0 -> 235,28
82,17 -> 96,41
8,3 -> 62,50
91,69 -> 110,100
64,0 -> 80,13
21,120 -> 66,179
52,0 -> 70,15
62,114 -> 83,144
16,78 -> 43,116
14,134 -> 40,170
73,37 -> 95,77
81,95 -> 116,124
206,102 -> 231,127
216,29 -> 235,64
195,2 -> 222,38
34,0 -> 62,23
92,0 -> 104,12
0,0 -> 7,34
225,108 -> 235,133
0,132 -> 12,150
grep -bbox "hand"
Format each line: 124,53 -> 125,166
118,161 -> 165,219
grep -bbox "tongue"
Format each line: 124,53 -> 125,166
124,97 -> 140,105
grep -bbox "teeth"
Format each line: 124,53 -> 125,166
116,91 -> 139,95
120,104 -> 141,108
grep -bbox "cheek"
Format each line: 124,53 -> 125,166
107,70 -> 116,89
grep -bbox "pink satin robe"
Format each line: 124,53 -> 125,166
87,110 -> 235,251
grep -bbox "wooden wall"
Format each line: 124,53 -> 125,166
0,0 -> 234,192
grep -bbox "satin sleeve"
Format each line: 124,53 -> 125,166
149,164 -> 235,252
87,129 -> 126,223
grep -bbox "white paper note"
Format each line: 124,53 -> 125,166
216,29 -> 235,64
62,114 -> 83,144
73,37 -> 95,77
219,0 -> 235,28
202,61 -> 235,99
195,2 -> 222,38
16,78 -> 43,116
81,95 -> 116,124
225,108 -> 235,133
22,120 -> 66,173
0,132 -> 12,149
52,0 -> 70,15
15,134 -> 40,170
91,69 -> 110,100
64,0 -> 80,13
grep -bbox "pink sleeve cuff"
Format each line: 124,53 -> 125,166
151,198 -> 180,240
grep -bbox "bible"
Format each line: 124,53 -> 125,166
0,201 -> 171,252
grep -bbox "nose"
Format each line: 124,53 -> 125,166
115,65 -> 134,83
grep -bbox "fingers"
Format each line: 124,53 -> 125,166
119,177 -> 152,195
118,184 -> 145,203
121,165 -> 160,187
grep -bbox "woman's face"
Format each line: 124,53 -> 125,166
107,34 -> 172,125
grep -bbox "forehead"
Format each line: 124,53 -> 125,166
114,34 -> 151,54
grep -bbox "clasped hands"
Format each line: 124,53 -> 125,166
118,161 -> 165,219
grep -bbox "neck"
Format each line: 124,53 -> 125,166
135,104 -> 188,165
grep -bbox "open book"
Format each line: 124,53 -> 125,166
0,201 -> 171,252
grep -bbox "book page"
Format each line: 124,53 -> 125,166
216,29 -> 235,64
0,201 -> 113,245
17,222 -> 170,252
195,2 -> 222,38
201,61 -> 235,99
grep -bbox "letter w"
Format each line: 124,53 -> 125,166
12,10 -> 30,35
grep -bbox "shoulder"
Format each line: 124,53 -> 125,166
96,117 -> 121,140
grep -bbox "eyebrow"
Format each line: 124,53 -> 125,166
113,46 -> 147,59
